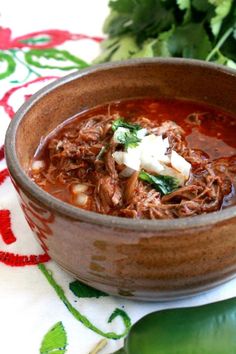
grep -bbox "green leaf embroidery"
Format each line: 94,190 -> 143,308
38,264 -> 132,339
69,280 -> 109,298
40,321 -> 68,354
25,48 -> 88,70
108,308 -> 131,329
20,36 -> 51,45
0,51 -> 16,79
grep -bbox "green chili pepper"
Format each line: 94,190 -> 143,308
112,297 -> 236,354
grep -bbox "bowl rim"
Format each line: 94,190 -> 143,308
5,57 -> 236,231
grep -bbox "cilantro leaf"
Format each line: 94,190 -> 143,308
115,129 -> 141,148
212,49 -> 236,68
139,170 -> 179,195
209,0 -> 233,37
132,28 -> 174,58
131,38 -> 157,58
112,118 -> 141,131
103,12 -> 132,37
93,37 -> 120,64
112,118 -> 142,148
152,28 -> 175,57
192,0 -> 213,12
108,35 -> 139,61
177,0 -> 191,23
167,23 -> 212,59
221,34 -> 236,61
218,1 -> 236,61
107,0 -> 176,44
109,0 -> 135,13
131,0 -> 175,44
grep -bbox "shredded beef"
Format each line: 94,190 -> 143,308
95,175 -> 122,213
124,171 -> 139,204
104,143 -> 118,179
32,115 -> 235,219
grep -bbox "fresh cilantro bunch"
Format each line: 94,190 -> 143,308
94,0 -> 236,68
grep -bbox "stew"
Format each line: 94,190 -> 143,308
30,98 -> 236,219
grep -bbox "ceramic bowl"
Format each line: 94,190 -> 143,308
5,58 -> 236,301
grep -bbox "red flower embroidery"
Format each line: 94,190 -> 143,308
0,27 -> 102,50
0,169 -> 50,266
0,210 -> 16,244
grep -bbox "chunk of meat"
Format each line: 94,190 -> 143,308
183,149 -> 209,168
120,182 -> 161,219
77,116 -> 113,143
152,121 -> 187,155
104,143 -> 118,179
124,171 -> 139,204
155,120 -> 185,136
95,175 -> 122,213
162,185 -> 203,203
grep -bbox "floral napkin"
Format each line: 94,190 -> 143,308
1,1 -> 236,353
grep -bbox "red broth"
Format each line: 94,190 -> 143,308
30,98 -> 236,219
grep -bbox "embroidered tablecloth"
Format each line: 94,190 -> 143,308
1,1 -> 236,353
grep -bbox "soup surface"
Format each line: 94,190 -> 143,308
30,98 -> 236,219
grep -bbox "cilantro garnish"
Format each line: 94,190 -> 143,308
115,129 -> 141,149
139,170 -> 179,195
112,118 -> 142,132
112,118 -> 142,149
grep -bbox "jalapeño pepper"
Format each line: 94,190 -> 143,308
113,297 -> 236,354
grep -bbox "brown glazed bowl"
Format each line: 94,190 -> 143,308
5,58 -> 236,301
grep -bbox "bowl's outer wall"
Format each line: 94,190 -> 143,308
6,59 -> 236,300
16,186 -> 236,300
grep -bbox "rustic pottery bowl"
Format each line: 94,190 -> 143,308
5,58 -> 236,301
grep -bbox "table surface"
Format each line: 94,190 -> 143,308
1,1 -> 236,353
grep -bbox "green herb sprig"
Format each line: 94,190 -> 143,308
139,170 -> 179,195
112,118 -> 142,149
112,118 -> 142,132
